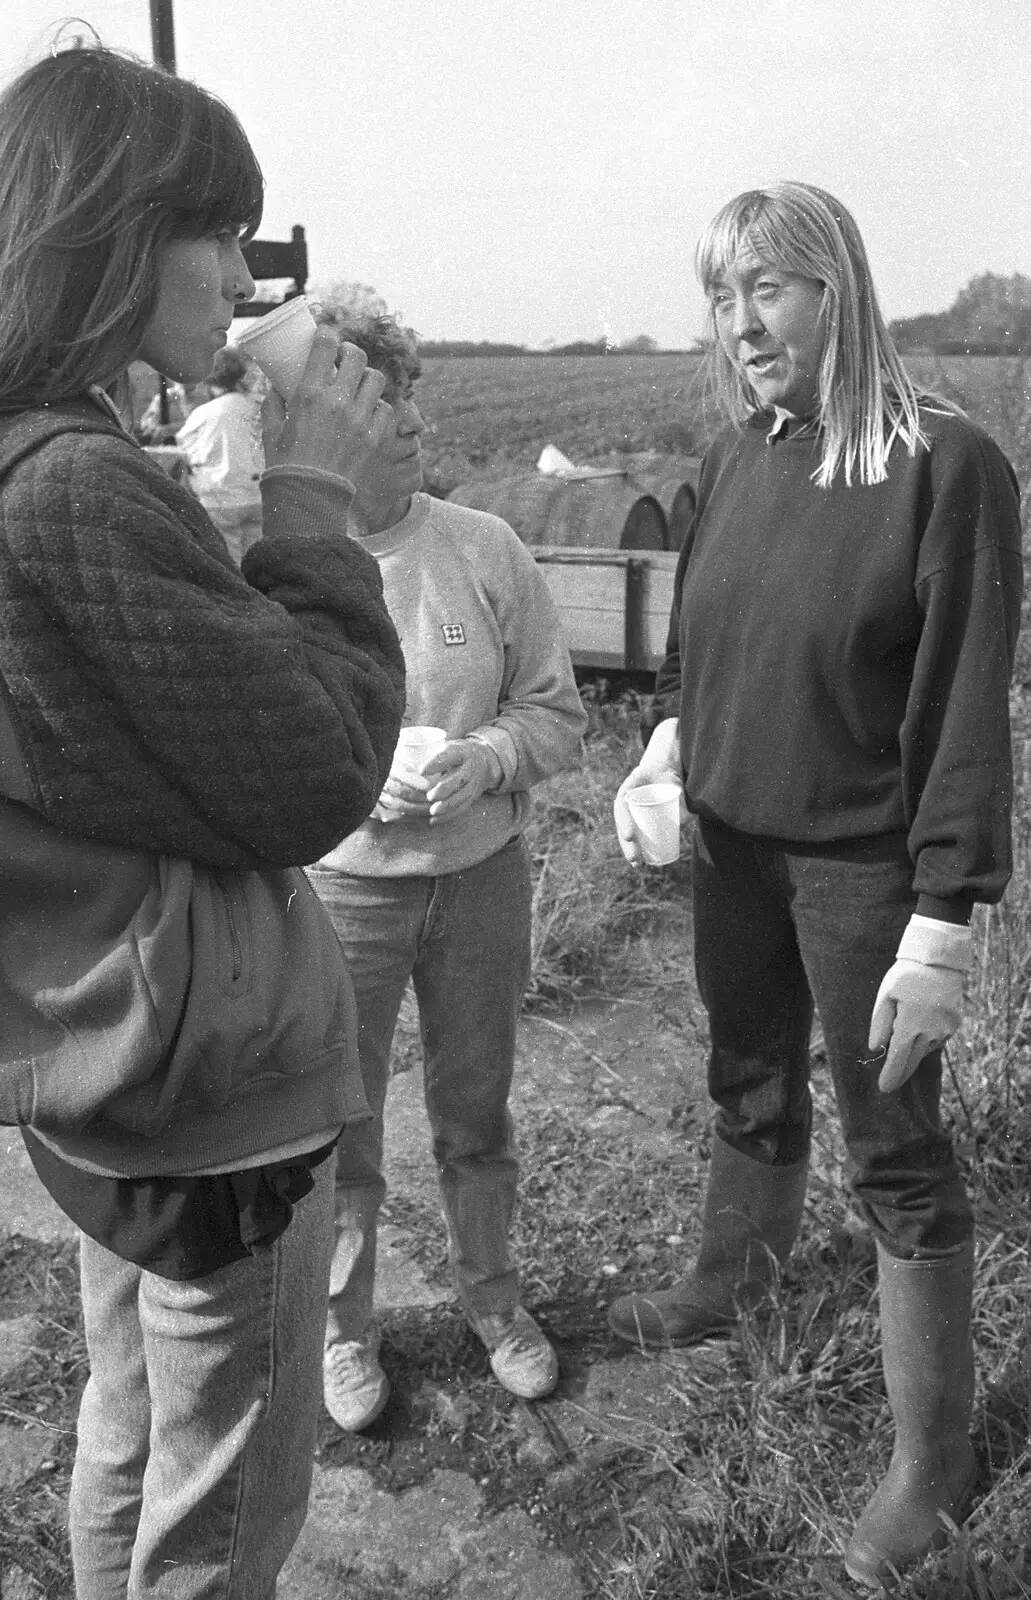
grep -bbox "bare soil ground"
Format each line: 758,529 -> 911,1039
305,891 -> 714,1584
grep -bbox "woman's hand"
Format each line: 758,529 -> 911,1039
261,334 -> 391,484
613,717 -> 684,865
371,745 -> 434,823
867,915 -> 972,1092
371,738 -> 501,824
424,740 -> 503,824
868,963 -> 964,1092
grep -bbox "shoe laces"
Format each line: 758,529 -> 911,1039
325,1328 -> 380,1384
478,1308 -> 548,1359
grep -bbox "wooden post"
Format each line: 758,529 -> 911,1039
624,558 -> 646,673
149,0 -> 177,72
150,1 -> 176,423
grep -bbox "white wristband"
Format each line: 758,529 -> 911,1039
896,914 -> 973,972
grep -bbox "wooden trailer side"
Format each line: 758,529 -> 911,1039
531,546 -> 678,673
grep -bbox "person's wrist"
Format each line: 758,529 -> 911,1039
896,914 -> 973,972
478,744 -> 504,791
466,737 -> 504,792
260,463 -> 357,496
639,717 -> 680,781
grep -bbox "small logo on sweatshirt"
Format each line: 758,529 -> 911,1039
441,623 -> 466,646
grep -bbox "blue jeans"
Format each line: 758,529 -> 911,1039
69,1150 -> 335,1599
309,837 -> 532,1343
693,817 -> 971,1258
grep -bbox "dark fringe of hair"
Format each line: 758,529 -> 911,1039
0,47 -> 263,405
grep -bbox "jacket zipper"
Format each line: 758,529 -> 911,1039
219,877 -> 243,982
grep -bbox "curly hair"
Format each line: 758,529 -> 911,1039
208,347 -> 253,393
696,183 -> 930,487
314,305 -> 421,390
0,46 -> 263,406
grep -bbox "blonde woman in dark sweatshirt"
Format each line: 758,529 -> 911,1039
611,183 -> 1022,1588
308,310 -> 587,1432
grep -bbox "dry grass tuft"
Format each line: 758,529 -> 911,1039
525,683 -> 692,1012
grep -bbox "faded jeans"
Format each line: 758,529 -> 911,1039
693,817 -> 972,1258
308,836 -> 532,1344
70,1150 -> 335,1599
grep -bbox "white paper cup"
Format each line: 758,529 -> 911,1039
394,725 -> 448,779
625,781 -> 682,865
231,297 -> 318,399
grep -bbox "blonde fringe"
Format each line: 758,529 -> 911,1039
696,183 -> 941,489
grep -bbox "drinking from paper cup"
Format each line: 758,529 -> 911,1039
231,296 -> 317,400
395,725 -> 448,781
625,781 -> 682,865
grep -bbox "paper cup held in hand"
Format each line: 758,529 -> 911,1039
395,725 -> 448,777
232,297 -> 317,400
626,782 -> 682,865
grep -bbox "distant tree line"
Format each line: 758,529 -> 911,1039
308,280 -> 695,356
418,336 -> 694,358
417,340 -> 533,358
891,272 -> 1031,355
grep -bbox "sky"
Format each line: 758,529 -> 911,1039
5,0 -> 1031,349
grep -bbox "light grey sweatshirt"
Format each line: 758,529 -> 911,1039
317,493 -> 586,877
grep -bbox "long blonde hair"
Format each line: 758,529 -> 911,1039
696,183 -> 928,487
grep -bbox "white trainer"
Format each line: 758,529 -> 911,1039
469,1306 -> 559,1400
323,1324 -> 390,1432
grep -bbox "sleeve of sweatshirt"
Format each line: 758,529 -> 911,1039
902,420 -> 1024,912
465,524 -> 587,790
1,437 -> 405,867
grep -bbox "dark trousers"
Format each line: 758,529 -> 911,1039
692,817 -> 972,1258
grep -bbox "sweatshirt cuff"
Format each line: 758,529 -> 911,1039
915,892 -> 971,925
897,914 -> 974,972
259,465 -> 356,541
468,727 -> 518,789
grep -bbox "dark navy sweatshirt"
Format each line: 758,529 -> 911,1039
652,408 -> 1024,917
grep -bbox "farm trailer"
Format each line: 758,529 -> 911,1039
530,545 -> 678,674
447,462 -> 697,675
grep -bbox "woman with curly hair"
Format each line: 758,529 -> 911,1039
307,307 -> 586,1432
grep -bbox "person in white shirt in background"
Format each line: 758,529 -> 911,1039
175,345 -> 264,563
307,307 -> 587,1433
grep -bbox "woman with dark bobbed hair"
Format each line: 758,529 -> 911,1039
0,42 -> 404,1598
611,183 -> 1022,1586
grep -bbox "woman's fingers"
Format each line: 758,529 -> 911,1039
305,325 -> 347,382
267,335 -> 392,480
613,772 -> 646,865
260,385 -> 287,455
334,343 -> 385,410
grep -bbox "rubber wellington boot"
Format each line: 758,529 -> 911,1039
844,1243 -> 977,1589
608,1137 -> 808,1348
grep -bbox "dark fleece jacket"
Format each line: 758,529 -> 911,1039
0,397 -> 405,1175
0,399 -> 405,867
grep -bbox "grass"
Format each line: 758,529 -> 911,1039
416,350 -> 1031,500
0,1239 -> 84,1597
523,682 -> 691,1010
416,352 -> 709,496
